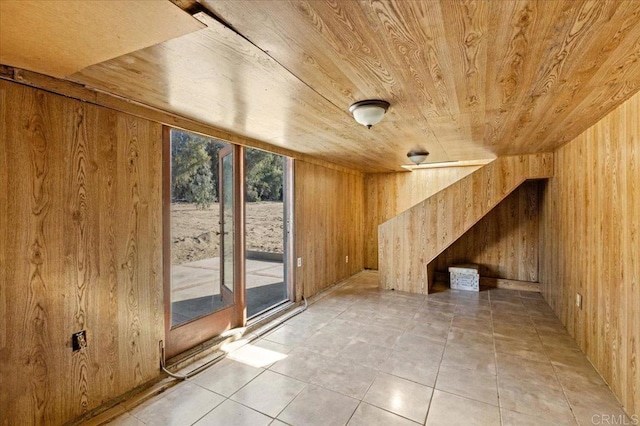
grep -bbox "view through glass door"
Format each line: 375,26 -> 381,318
164,129 -> 241,358
219,146 -> 235,315
164,129 -> 292,358
244,147 -> 292,318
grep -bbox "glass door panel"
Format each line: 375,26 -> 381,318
164,129 -> 240,358
244,148 -> 292,318
219,147 -> 235,301
164,128 -> 292,358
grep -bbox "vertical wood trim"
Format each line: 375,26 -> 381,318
66,95 -> 92,415
235,145 -> 246,326
285,158 -> 296,301
0,81 -> 7,351
162,126 -> 172,353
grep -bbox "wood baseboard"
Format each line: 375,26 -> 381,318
434,271 -> 540,292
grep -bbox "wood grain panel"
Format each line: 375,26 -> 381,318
294,161 -> 364,300
379,153 -> 553,294
55,0 -> 640,172
0,81 -> 163,425
364,166 -> 481,269
0,84 -> 5,353
539,90 -> 640,416
431,181 -> 540,282
0,1 -> 204,77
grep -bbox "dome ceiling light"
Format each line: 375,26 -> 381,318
407,150 -> 430,165
349,100 -> 390,129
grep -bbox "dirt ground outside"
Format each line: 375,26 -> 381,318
171,201 -> 284,263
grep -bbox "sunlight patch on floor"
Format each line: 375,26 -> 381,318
226,343 -> 288,368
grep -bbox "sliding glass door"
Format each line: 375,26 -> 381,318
163,129 -> 243,358
244,148 -> 293,319
164,129 -> 292,358
219,146 -> 236,318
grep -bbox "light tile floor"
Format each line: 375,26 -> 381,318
107,270 -> 632,426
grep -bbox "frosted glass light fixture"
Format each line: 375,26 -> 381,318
407,150 -> 430,165
349,100 -> 390,129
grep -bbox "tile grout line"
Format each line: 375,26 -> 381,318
228,372 -> 307,423
495,290 -> 580,425
488,289 -> 506,426
537,319 -> 581,426
365,291 -> 437,426
527,293 -> 584,425
344,290 -> 430,425
422,291 -> 456,426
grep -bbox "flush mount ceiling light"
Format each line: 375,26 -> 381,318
407,150 -> 430,165
349,100 -> 390,129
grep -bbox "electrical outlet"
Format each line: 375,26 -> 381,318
576,293 -> 582,309
297,257 -> 302,267
72,330 -> 87,351
345,255 -> 349,263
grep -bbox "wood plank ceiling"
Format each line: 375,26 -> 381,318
6,0 -> 640,172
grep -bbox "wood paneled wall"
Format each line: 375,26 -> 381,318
0,80 -> 368,424
364,166 -> 481,269
432,181 -> 540,282
294,161 -> 364,300
539,92 -> 640,416
0,81 -> 163,424
379,154 -> 553,294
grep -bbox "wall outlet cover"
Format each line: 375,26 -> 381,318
72,330 -> 87,351
576,293 -> 582,309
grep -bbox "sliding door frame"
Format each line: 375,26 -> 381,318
162,128 -> 246,359
284,158 -> 295,302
